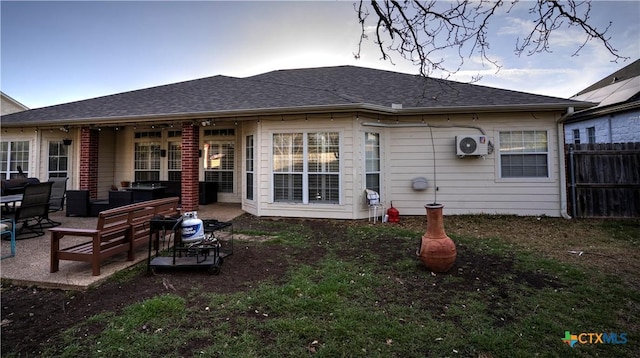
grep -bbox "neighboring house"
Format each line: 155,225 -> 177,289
0,66 -> 594,218
1,91 -> 29,115
564,59 -> 640,144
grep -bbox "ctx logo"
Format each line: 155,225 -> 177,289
562,331 -> 627,347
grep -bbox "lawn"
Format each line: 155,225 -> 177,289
1,214 -> 638,357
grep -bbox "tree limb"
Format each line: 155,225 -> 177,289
355,0 -> 629,79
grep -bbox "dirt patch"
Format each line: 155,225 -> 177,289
1,214 -> 638,356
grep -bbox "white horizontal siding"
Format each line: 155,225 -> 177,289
253,115 -> 358,219
380,113 -> 562,217
243,111 -> 566,219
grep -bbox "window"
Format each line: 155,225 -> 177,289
134,142 -> 161,181
572,129 -> 581,145
272,132 -> 340,204
0,141 -> 30,180
246,135 -> 254,200
365,132 -> 381,194
167,141 -> 182,182
273,133 -> 303,202
48,141 -> 68,178
499,130 -> 549,178
308,132 -> 339,203
204,141 -> 234,193
134,130 -> 161,181
587,127 -> 596,144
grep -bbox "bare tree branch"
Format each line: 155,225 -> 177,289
355,0 -> 629,79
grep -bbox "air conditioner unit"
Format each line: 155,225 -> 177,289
456,135 -> 489,157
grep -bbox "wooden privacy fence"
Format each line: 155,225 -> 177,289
566,142 -> 640,218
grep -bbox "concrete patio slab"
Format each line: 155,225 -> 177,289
0,203 -> 244,290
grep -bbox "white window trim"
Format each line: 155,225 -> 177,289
202,128 -> 238,195
47,140 -> 69,178
363,131 -> 382,194
269,130 -> 342,205
495,129 -> 554,183
133,132 -> 162,181
244,134 -> 255,202
1,139 -> 33,179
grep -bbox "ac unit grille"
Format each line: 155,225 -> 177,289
459,137 -> 477,154
455,135 -> 489,156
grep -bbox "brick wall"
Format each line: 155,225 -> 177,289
79,127 -> 99,198
564,110 -> 640,144
181,122 -> 200,212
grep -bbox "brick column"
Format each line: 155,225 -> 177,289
181,122 -> 200,212
79,127 -> 99,199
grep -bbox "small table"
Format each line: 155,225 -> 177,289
126,186 -> 167,202
1,194 -> 23,205
1,194 -> 23,214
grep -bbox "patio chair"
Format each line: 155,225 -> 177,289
365,189 -> 384,223
1,217 -> 16,259
41,177 -> 68,227
1,177 -> 40,196
4,181 -> 53,239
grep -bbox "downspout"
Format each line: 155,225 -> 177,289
557,108 -> 574,219
568,145 -> 577,218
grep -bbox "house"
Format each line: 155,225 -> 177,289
1,91 -> 29,115
564,59 -> 640,144
0,66 -> 595,218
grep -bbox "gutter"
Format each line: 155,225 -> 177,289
1,101 -> 596,128
561,100 -> 640,124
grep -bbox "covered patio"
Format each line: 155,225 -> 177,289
0,203 -> 244,290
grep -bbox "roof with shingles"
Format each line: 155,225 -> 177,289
573,59 -> 640,96
1,65 -> 591,126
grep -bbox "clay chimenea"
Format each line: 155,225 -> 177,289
417,203 -> 457,272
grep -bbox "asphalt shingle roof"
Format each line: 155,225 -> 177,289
1,65 -> 588,126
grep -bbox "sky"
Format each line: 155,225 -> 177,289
1,0 -> 639,109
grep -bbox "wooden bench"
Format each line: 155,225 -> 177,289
50,197 -> 180,276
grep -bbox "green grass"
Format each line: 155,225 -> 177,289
599,220 -> 640,245
39,219 -> 639,357
236,220 -> 315,247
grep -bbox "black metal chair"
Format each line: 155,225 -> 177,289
42,178 -> 68,227
4,182 -> 53,239
48,178 -> 68,212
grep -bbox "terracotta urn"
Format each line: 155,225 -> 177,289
417,203 -> 457,272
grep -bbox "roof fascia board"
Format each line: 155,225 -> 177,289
0,91 -> 29,110
563,101 -> 640,123
1,101 -> 594,128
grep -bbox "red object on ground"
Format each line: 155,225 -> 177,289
387,202 -> 400,223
